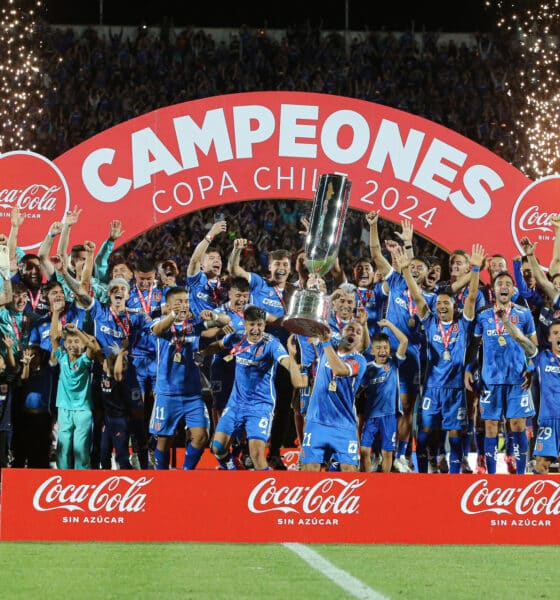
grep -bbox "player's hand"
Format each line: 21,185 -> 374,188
520,236 -> 536,256
64,322 -> 78,333
365,210 -> 380,226
109,219 -> 124,242
233,238 -> 248,251
287,334 -> 298,357
49,221 -> 63,237
393,246 -> 410,270
299,216 -> 310,236
355,307 -> 367,325
200,310 -> 215,321
64,205 -> 82,226
209,220 -> 227,238
464,371 -> 475,392
10,206 -> 25,228
469,243 -> 486,268
396,219 -> 413,244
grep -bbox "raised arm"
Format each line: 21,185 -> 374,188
378,318 -> 408,357
549,215 -> 560,276
317,329 -> 353,377
38,221 -> 63,279
57,206 -> 82,270
227,238 -> 251,281
8,206 -> 24,273
64,323 -> 100,359
95,220 -> 124,283
0,276 -> 13,307
521,237 -> 558,302
74,241 -> 96,307
395,219 -> 415,260
463,243 -> 486,321
394,246 -> 428,319
366,211 -> 392,278
49,300 -> 65,360
187,220 -> 227,277
280,334 -> 308,389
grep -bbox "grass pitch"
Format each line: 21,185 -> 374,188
0,542 -> 557,599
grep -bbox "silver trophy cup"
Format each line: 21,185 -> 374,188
283,173 -> 351,336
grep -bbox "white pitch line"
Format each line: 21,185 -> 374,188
283,542 -> 390,600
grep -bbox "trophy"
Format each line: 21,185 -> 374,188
283,173 -> 351,336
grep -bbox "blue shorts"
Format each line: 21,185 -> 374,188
419,387 -> 467,431
534,418 -> 560,459
149,393 -> 210,436
478,383 -> 535,421
131,355 -> 157,396
215,403 -> 273,443
398,351 -> 420,395
360,415 -> 396,452
300,421 -> 359,466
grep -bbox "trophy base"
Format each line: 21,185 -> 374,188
283,289 -> 331,337
283,316 -> 330,337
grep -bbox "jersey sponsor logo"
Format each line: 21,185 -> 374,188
247,477 -> 365,515
394,297 -> 407,309
99,324 -> 126,338
544,365 -> 560,373
236,357 -> 259,367
32,475 -> 153,513
262,298 -> 282,307
460,478 -> 560,516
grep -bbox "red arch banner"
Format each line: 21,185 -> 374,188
0,91 -> 558,258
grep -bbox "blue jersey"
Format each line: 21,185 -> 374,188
187,271 -> 228,315
421,312 -> 473,388
210,302 -> 246,384
306,343 -> 367,428
84,299 -> 150,356
153,319 -> 204,397
537,306 -> 560,350
354,284 -> 386,336
361,354 -> 403,418
222,331 -> 288,408
382,269 -> 429,349
29,303 -> 84,353
474,304 -> 536,385
452,284 -> 487,314
328,313 -> 351,345
534,350 -> 560,420
126,284 -> 164,318
248,273 -> 287,319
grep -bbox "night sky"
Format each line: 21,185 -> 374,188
42,0 -> 497,32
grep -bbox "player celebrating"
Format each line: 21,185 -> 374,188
299,320 -> 367,472
204,305 -> 301,470
466,270 -> 538,475
397,244 -> 485,473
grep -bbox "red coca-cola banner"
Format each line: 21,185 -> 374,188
2,469 -> 559,543
0,92 -> 557,261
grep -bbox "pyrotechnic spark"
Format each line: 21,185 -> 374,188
487,1 -> 560,177
0,0 -> 44,151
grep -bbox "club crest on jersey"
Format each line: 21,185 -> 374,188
384,365 -> 390,372
255,346 -> 264,357
510,315 -> 519,324
153,291 -> 162,302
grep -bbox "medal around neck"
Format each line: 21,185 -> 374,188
284,174 -> 351,337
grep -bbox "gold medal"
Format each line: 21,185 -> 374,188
498,335 -> 507,346
223,354 -> 234,362
408,317 -> 416,328
173,352 -> 182,363
442,350 -> 451,361
328,380 -> 337,392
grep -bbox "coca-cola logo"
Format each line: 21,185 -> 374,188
247,477 -> 365,515
33,475 -> 152,513
511,176 -> 560,268
461,479 -> 560,516
0,151 -> 69,250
